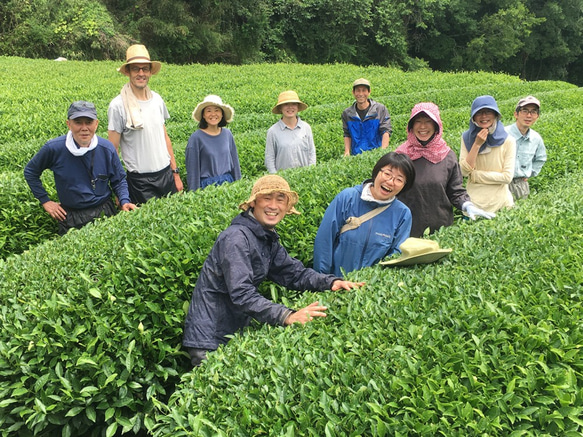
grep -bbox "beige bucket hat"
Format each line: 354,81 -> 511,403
118,44 -> 161,76
272,90 -> 308,114
380,238 -> 452,266
239,175 -> 300,215
192,95 -> 234,124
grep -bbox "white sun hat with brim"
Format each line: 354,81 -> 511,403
380,238 -> 452,266
192,95 -> 234,124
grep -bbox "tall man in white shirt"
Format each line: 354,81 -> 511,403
108,44 -> 183,204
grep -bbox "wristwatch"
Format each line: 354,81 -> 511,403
172,167 -> 180,174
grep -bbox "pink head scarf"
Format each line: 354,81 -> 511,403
396,102 -> 450,164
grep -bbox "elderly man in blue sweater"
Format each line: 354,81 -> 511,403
24,101 -> 136,235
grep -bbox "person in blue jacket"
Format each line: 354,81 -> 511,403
342,78 -> 392,156
183,175 -> 365,367
24,101 -> 136,235
313,152 -> 415,277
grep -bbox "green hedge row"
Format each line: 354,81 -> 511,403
0,150 -> 381,436
1,56 -> 582,258
152,168 -> 583,436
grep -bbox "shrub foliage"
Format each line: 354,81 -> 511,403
0,60 -> 581,435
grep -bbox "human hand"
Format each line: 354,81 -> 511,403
464,203 -> 496,220
121,202 -> 138,211
474,128 -> 489,148
174,174 -> 184,192
285,301 -> 327,325
331,280 -> 365,291
42,200 -> 66,221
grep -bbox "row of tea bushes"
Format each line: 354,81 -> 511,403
0,150 -> 382,436
152,168 -> 583,436
1,63 -> 581,259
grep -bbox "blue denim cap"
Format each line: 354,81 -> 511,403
67,101 -> 98,120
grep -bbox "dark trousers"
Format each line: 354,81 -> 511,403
58,198 -> 117,235
127,165 -> 177,205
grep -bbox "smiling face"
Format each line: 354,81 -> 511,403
202,105 -> 224,127
514,104 -> 540,131
66,117 -> 98,147
472,108 -> 497,129
412,114 -> 436,143
128,63 -> 152,91
370,165 -> 406,201
280,102 -> 299,118
352,85 -> 371,107
250,192 -> 289,229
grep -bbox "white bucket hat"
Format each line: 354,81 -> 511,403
380,238 -> 452,266
192,95 -> 234,124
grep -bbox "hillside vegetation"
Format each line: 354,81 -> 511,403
0,58 -> 581,436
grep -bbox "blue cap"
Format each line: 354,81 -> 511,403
67,101 -> 98,120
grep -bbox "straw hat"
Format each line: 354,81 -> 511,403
380,238 -> 452,266
192,95 -> 234,124
272,90 -> 308,114
239,175 -> 300,215
117,44 -> 161,76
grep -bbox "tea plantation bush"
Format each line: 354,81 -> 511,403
0,58 -> 582,435
153,169 -> 583,436
1,56 -> 582,257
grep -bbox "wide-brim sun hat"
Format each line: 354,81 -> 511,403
192,95 -> 234,124
117,44 -> 161,76
239,175 -> 300,215
380,237 -> 452,266
272,90 -> 308,114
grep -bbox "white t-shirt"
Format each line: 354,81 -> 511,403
108,91 -> 171,173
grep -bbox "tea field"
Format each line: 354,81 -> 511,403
0,57 -> 581,436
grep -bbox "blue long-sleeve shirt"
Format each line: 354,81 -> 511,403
314,183 -> 412,277
185,128 -> 242,191
24,134 -> 131,209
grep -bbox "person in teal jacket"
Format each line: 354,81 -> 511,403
313,152 -> 415,277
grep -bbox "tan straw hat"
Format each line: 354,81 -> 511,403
117,44 -> 161,76
272,90 -> 308,114
192,95 -> 234,124
239,175 -> 300,215
380,238 -> 452,266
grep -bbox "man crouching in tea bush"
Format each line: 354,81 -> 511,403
24,101 -> 137,235
183,175 -> 365,367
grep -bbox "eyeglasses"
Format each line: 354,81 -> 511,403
129,66 -> 151,73
519,108 -> 539,115
379,168 -> 405,185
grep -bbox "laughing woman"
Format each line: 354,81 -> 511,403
459,95 -> 516,213
396,102 -> 493,237
313,152 -> 415,277
185,95 -> 242,191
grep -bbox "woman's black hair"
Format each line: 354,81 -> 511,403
371,152 -> 416,193
198,107 -> 228,129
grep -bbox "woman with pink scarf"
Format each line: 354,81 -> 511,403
396,102 -> 493,237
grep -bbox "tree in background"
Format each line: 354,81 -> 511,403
0,0 -> 581,84
0,0 -> 128,60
